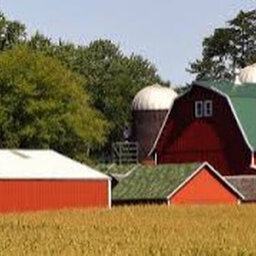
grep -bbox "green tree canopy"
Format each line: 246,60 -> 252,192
188,9 -> 256,80
0,9 -> 168,161
28,37 -> 163,144
72,40 -> 162,141
0,46 -> 110,161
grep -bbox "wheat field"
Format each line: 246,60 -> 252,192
0,205 -> 256,255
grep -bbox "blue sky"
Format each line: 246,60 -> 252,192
1,1 -> 255,85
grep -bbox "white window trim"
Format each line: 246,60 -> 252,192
195,101 -> 203,118
204,100 -> 213,117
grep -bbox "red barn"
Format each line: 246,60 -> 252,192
150,80 -> 256,176
112,64 -> 256,206
0,150 -> 111,212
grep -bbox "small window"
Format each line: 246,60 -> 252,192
204,100 -> 213,117
195,101 -> 203,118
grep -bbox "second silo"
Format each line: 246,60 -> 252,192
132,84 -> 178,161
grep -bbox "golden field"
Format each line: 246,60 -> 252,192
0,205 -> 256,256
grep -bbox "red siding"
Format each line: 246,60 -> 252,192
0,180 -> 109,212
170,167 -> 239,205
156,84 -> 253,175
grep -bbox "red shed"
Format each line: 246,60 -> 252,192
169,163 -> 243,205
150,81 -> 256,176
112,162 -> 244,205
0,150 -> 111,212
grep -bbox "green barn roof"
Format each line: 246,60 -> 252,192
197,81 -> 256,150
112,163 -> 201,201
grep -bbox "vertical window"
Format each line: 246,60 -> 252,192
204,100 -> 213,117
195,101 -> 203,118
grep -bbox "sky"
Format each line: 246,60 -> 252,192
1,1 -> 255,86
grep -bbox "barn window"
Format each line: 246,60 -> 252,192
204,100 -> 213,117
195,101 -> 203,118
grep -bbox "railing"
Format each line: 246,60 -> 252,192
112,142 -> 139,164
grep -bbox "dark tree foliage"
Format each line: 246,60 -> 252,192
0,12 -> 26,50
188,10 -> 256,80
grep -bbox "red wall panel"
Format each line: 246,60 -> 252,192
170,167 -> 239,205
156,85 -> 253,175
0,180 -> 109,212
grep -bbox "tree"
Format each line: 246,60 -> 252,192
0,46 -> 110,161
0,11 -> 26,50
28,31 -> 52,53
0,10 -> 167,161
73,40 -> 162,143
28,32 -> 77,69
28,38 -> 163,144
188,9 -> 256,80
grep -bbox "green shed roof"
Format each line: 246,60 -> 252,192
93,164 -> 137,175
112,163 -> 201,201
197,81 -> 256,150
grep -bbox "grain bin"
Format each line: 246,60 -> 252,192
131,84 -> 177,161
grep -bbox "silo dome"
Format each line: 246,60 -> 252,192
239,63 -> 256,84
132,84 -> 178,111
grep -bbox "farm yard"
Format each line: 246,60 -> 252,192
0,4 -> 255,256
0,205 -> 256,255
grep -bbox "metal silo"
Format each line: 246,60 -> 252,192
131,84 -> 178,161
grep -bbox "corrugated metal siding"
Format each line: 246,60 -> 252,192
0,180 -> 109,212
170,167 -> 239,205
156,85 -> 253,175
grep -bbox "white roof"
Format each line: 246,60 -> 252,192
239,63 -> 256,84
0,150 -> 110,180
132,84 -> 178,110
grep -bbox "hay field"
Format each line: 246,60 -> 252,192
0,205 -> 256,255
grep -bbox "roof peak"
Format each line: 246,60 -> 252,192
195,80 -> 256,98
194,80 -> 256,151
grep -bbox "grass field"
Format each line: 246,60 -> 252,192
0,205 -> 256,256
